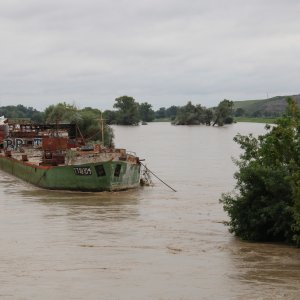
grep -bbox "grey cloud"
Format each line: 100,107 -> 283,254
0,0 -> 299,110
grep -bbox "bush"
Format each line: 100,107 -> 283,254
220,98 -> 300,246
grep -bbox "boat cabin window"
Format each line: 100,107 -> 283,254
95,164 -> 106,177
114,164 -> 121,177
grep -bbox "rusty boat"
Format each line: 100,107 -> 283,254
0,118 -> 141,192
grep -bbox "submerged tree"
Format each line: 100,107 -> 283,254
139,102 -> 155,122
113,96 -> 140,125
173,101 -> 200,125
220,98 -> 300,245
213,99 -> 234,126
172,101 -> 213,125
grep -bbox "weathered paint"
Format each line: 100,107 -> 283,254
0,155 -> 140,192
4,138 -> 24,150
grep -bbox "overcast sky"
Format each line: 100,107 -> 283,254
0,0 -> 299,110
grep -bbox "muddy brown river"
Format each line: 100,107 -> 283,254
0,122 -> 300,299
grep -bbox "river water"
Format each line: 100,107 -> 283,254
0,122 -> 299,299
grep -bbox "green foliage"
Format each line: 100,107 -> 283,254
154,106 -> 179,121
172,99 -> 233,126
44,102 -> 78,123
234,108 -> 246,117
173,101 -> 214,125
220,98 -> 300,245
213,99 -> 234,126
0,105 -> 44,122
155,107 -> 166,119
44,103 -> 114,147
173,101 -> 213,125
113,96 -> 140,125
165,106 -> 179,120
174,101 -> 199,125
103,110 -> 117,125
139,102 -> 155,122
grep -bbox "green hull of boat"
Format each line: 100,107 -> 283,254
0,156 -> 141,192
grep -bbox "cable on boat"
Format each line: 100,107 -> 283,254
140,162 -> 177,192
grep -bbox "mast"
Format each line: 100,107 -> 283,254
100,113 -> 104,144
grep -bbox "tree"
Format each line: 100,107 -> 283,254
165,106 -> 179,120
0,105 -> 44,122
173,101 -> 200,125
79,107 -> 114,147
155,107 -> 166,119
172,101 -> 213,125
44,103 -> 114,147
234,108 -> 246,117
203,108 -> 214,125
139,102 -> 155,122
113,96 -> 140,125
172,100 -> 233,126
220,98 -> 300,245
103,110 -> 117,125
213,99 -> 234,126
44,102 -> 77,124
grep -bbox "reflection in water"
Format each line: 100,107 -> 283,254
21,188 -> 141,208
19,185 -> 142,224
0,123 -> 300,299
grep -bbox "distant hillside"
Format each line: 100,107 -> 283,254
233,94 -> 300,117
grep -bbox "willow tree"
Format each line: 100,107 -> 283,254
113,96 -> 140,125
139,102 -> 155,122
173,101 -> 212,125
213,99 -> 234,126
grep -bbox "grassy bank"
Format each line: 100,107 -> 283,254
234,117 -> 278,124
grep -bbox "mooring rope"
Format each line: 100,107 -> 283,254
140,162 -> 177,192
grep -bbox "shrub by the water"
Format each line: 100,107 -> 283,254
220,98 -> 300,246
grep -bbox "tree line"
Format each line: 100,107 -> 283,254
0,96 -> 235,127
0,105 -> 44,123
0,96 -> 235,147
103,95 -> 234,126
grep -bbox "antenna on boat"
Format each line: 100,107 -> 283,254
76,124 -> 85,144
99,113 -> 105,145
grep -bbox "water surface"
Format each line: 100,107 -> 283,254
0,122 -> 299,299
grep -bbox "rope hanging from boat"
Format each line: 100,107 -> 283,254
140,162 -> 177,192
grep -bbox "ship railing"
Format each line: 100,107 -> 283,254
126,150 -> 136,156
